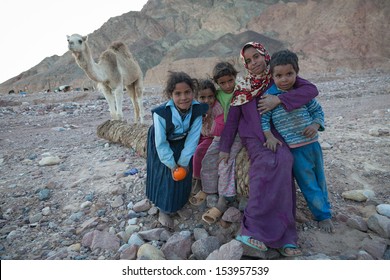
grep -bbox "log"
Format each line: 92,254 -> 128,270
97,120 -> 250,195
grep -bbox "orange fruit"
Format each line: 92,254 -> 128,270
173,167 -> 187,181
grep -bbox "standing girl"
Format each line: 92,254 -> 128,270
146,71 -> 208,229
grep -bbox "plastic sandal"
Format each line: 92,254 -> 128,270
201,207 -> 222,224
189,190 -> 207,206
277,244 -> 302,257
235,235 -> 268,252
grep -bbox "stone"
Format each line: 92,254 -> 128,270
137,244 -> 165,260
376,204 -> 390,218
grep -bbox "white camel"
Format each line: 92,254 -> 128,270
67,34 -> 144,123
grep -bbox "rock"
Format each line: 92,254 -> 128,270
177,208 -> 192,220
82,230 -> 120,251
193,228 -> 209,241
120,244 -> 138,260
341,189 -> 375,202
346,215 -> 368,232
68,243 -> 81,252
357,250 -> 375,260
376,204 -> 390,218
137,244 -> 165,260
38,156 -> 61,166
41,207 -> 51,216
221,207 -> 242,223
368,128 -> 389,136
367,214 -> 390,238
320,141 -> 333,150
191,236 -> 220,260
29,213 -> 43,224
38,189 -> 51,201
361,237 -> 388,259
128,233 -> 145,247
133,199 -> 152,212
161,231 -> 192,260
138,228 -> 170,241
111,195 -> 124,208
206,239 -> 243,260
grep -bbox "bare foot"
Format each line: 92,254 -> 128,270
318,218 -> 335,233
247,238 -> 267,251
216,196 -> 228,212
277,244 -> 302,257
236,235 -> 268,251
158,212 -> 174,229
191,178 -> 201,195
282,247 -> 302,257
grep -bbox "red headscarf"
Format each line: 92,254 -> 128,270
230,42 -> 272,106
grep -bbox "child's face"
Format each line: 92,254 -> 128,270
216,75 -> 236,94
172,82 -> 194,111
197,88 -> 216,107
243,47 -> 267,75
272,64 -> 297,91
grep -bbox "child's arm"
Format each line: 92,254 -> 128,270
220,105 -> 240,153
261,112 -> 282,152
303,99 -> 325,138
259,77 -> 319,113
263,131 -> 282,152
177,115 -> 203,167
153,113 -> 176,169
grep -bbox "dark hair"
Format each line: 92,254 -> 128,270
163,71 -> 198,99
212,62 -> 238,82
270,49 -> 299,74
196,79 -> 216,98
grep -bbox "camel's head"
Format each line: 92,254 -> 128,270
67,34 -> 88,53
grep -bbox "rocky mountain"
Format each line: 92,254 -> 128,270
1,0 -> 389,94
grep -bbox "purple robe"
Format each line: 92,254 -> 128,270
220,77 -> 318,248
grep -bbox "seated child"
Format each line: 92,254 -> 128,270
198,62 -> 242,224
191,79 -> 224,200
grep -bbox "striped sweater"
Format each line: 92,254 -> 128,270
261,84 -> 325,148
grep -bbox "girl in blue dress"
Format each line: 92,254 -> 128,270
146,71 -> 208,229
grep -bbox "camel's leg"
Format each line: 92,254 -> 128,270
98,83 -> 118,120
113,85 -> 124,121
126,82 -> 144,124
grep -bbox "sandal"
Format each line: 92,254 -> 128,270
277,244 -> 302,257
202,207 -> 222,224
235,235 -> 268,252
189,190 -> 207,206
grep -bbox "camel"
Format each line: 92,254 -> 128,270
67,34 -> 144,123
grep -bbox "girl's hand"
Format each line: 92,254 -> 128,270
171,165 -> 178,178
263,137 -> 282,152
303,124 -> 320,138
258,95 -> 281,114
218,151 -> 230,164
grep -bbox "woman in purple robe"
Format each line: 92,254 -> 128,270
219,42 -> 318,257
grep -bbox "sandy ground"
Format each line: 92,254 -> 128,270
0,70 -> 389,261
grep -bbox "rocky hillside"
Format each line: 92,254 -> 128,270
1,0 -> 389,94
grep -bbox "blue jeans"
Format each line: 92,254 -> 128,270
291,142 -> 332,221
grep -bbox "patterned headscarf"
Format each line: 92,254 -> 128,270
230,42 -> 272,106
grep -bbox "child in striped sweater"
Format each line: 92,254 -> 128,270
261,49 -> 334,233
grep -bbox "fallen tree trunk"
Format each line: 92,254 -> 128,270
97,120 -> 250,196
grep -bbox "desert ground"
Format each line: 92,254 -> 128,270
0,70 -> 389,260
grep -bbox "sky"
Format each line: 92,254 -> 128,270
0,0 -> 148,84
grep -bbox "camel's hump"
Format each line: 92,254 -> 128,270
109,41 -> 127,52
